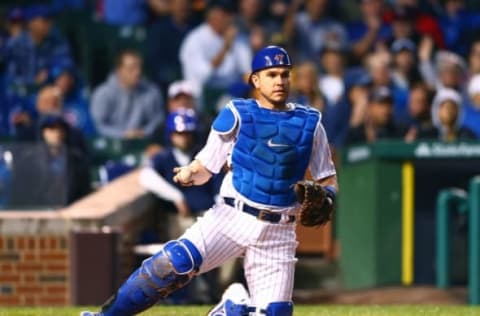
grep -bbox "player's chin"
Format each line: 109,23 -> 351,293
271,92 -> 288,102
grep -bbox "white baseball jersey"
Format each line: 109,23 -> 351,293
180,102 -> 336,309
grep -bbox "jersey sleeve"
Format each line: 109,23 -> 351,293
308,120 -> 337,180
195,127 -> 235,174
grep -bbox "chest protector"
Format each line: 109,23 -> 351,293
228,99 -> 319,207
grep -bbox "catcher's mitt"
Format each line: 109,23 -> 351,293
294,180 -> 334,227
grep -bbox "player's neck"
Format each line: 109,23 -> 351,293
256,95 -> 288,111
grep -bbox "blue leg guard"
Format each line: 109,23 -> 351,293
99,239 -> 202,316
263,302 -> 293,316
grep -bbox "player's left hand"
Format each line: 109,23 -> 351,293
294,180 -> 334,227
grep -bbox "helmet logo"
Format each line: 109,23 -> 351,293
264,56 -> 273,66
274,54 -> 284,64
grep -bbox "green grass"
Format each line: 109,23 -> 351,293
1,305 -> 480,316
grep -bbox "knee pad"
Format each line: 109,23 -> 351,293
164,238 -> 203,274
264,302 -> 293,316
142,239 -> 203,289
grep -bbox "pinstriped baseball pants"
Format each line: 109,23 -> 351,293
181,201 -> 298,308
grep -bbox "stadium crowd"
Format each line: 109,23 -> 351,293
1,0 -> 480,207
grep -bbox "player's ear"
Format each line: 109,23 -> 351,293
251,73 -> 260,89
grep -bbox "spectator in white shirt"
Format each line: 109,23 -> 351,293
179,0 -> 251,94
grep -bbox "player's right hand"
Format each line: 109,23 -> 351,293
173,166 -> 194,186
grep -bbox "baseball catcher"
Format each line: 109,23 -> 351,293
294,180 -> 336,227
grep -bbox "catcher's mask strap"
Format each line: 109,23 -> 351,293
223,197 -> 295,224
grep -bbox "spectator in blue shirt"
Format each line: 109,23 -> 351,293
438,0 -> 480,57
101,0 -> 170,26
0,8 -> 25,136
365,51 -> 410,124
390,38 -> 421,92
347,0 -> 392,62
102,0 -> 149,26
4,5 -> 74,95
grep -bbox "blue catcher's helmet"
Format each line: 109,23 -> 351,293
166,109 -> 198,134
251,46 -> 292,74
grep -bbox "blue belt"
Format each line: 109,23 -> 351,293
223,197 -> 295,224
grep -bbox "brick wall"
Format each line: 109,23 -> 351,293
0,235 -> 70,306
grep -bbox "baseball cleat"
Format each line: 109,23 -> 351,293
207,283 -> 251,316
80,311 -> 102,316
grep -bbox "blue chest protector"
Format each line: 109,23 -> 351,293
213,99 -> 320,207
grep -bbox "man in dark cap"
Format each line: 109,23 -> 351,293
9,114 -> 91,208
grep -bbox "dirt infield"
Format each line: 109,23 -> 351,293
294,286 -> 468,305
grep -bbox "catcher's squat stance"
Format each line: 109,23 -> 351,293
81,46 -> 337,316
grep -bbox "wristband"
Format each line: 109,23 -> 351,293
324,185 -> 337,203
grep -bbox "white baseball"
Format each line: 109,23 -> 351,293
176,167 -> 193,184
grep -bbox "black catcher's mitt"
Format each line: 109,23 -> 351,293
294,180 -> 334,227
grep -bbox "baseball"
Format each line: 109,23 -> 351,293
175,167 -> 193,185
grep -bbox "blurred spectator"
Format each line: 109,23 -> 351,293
4,7 -> 24,39
4,4 -> 74,94
235,0 -> 264,37
11,85 -> 64,141
418,36 -> 467,91
139,109 -> 222,303
51,0 -> 88,12
165,80 -> 209,143
283,0 -> 347,62
403,82 -> 438,142
468,39 -> 480,78
146,0 -> 197,92
235,0 -> 268,53
179,0 -> 251,94
438,0 -> 480,56
431,88 -> 476,142
464,74 -> 480,138
347,77 -> 371,129
101,0 -> 160,26
35,85 -> 89,155
290,61 -> 324,110
9,114 -> 91,208
139,108 -> 220,238
318,44 -> 352,147
345,86 -> 406,145
167,80 -> 199,113
0,7 -> 25,136
90,49 -> 164,139
49,64 -> 96,136
384,1 -> 445,48
390,38 -> 421,90
365,51 -> 410,122
347,0 -> 392,61
264,0 -> 290,45
319,43 -> 346,105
